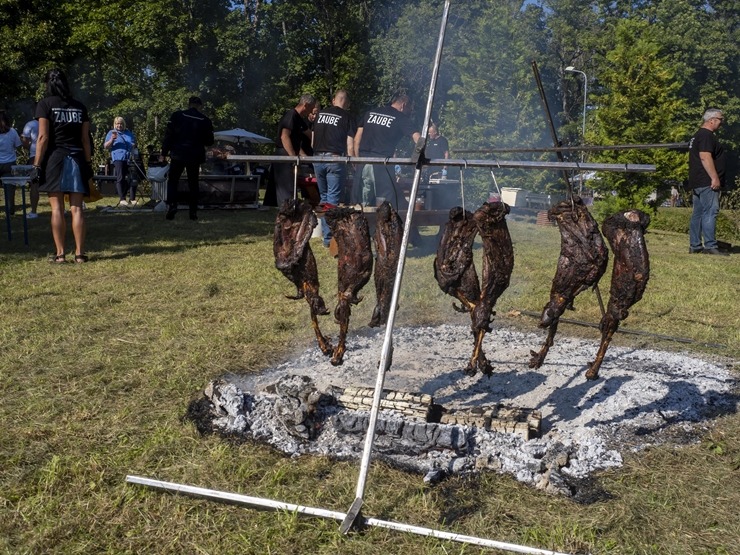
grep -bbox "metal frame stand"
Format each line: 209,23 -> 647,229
126,3 -> 603,553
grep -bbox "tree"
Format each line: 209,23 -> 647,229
589,18 -> 688,215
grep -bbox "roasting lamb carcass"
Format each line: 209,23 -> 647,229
530,196 -> 608,369
585,209 -> 650,380
325,207 -> 373,366
433,206 -> 480,314
273,199 -> 333,355
369,201 -> 404,328
468,201 -> 514,376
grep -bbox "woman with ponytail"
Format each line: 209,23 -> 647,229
33,68 -> 92,263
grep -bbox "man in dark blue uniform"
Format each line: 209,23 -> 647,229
161,96 -> 214,220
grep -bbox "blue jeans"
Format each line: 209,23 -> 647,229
314,161 -> 345,245
689,186 -> 720,250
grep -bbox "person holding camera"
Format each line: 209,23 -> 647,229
104,116 -> 136,206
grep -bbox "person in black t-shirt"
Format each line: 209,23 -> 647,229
266,94 -> 316,207
312,90 -> 356,246
687,108 -> 728,256
33,68 -> 93,263
353,94 -> 420,207
161,96 -> 215,220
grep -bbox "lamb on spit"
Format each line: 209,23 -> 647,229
585,209 -> 650,380
324,207 -> 373,366
434,206 -> 480,315
529,196 -> 608,369
434,202 -> 514,377
273,199 -> 333,356
468,201 -> 514,376
369,201 -> 404,328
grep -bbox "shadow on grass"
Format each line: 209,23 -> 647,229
1,206 -> 277,259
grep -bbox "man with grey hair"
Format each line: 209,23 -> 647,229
687,108 -> 728,256
269,93 -> 316,207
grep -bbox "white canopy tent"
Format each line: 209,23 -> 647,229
214,128 -> 273,144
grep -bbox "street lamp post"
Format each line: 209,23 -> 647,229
565,66 -> 587,193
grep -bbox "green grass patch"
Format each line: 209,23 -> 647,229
1,203 -> 738,554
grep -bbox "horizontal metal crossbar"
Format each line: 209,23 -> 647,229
227,154 -> 655,173
455,142 -> 689,154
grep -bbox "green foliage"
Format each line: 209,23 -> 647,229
588,18 -> 689,212
1,0 -> 737,204
648,207 -> 740,243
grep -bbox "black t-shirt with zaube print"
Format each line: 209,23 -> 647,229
313,106 -> 356,155
357,105 -> 416,157
35,95 -> 89,153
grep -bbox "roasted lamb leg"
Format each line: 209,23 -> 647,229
468,202 -> 514,376
325,207 -> 373,366
529,196 -> 608,369
369,201 -> 404,328
273,199 -> 332,356
433,206 -> 480,314
585,209 -> 650,380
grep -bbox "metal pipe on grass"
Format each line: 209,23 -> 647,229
126,476 -> 577,555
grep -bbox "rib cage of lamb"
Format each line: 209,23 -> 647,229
529,195 -> 608,369
435,202 -> 514,377
273,199 -> 332,356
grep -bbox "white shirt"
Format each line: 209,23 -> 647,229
0,128 -> 22,164
22,120 -> 39,157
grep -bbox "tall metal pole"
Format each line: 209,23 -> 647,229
340,0 -> 451,535
565,66 -> 587,193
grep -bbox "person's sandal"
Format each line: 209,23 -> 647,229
49,254 -> 66,264
74,254 -> 89,264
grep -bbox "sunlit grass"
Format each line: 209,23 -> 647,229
0,204 -> 738,554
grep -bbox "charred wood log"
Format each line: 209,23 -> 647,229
369,201 -> 404,328
325,207 -> 373,366
586,210 -> 650,380
469,202 -> 514,376
433,206 -> 480,314
530,196 -> 608,369
274,200 -> 333,356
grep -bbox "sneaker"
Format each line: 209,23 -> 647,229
688,247 -> 703,254
130,199 -> 138,206
118,199 -> 129,207
703,248 -> 729,256
26,212 -> 39,219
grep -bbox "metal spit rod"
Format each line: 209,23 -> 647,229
125,476 -> 576,555
228,153 -> 655,173
456,142 -> 689,154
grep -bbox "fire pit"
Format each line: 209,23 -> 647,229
187,324 -> 737,498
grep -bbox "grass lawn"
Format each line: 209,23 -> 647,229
1,199 -> 739,554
